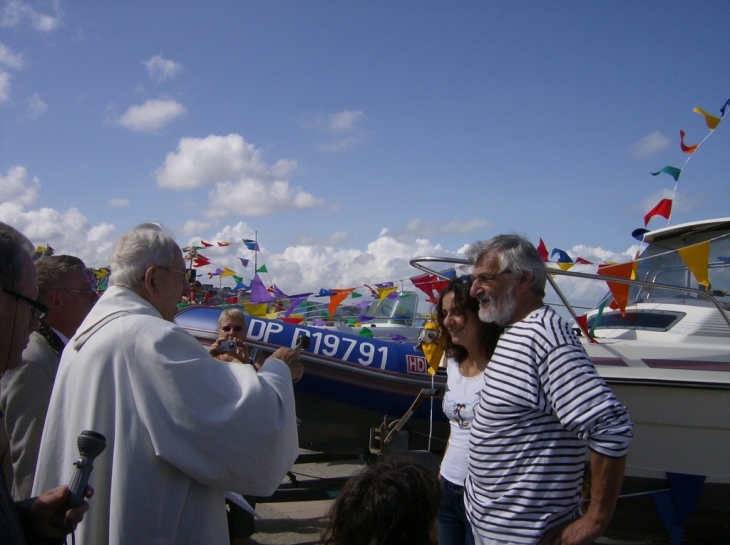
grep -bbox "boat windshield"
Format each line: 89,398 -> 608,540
366,292 -> 418,325
632,231 -> 730,308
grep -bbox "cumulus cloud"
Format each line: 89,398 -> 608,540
143,55 -> 182,83
381,218 -> 493,243
630,131 -> 671,158
155,134 -> 323,218
627,189 -> 704,219
0,202 -> 116,267
182,219 -> 212,236
24,92 -> 47,118
302,109 -> 367,152
115,98 -> 186,132
0,0 -> 63,31
107,198 -> 130,208
0,165 -> 40,205
0,42 -> 24,69
0,70 -> 11,103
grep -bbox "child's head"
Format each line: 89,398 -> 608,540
321,456 -> 440,545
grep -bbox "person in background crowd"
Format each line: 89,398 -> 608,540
435,276 -> 502,545
465,234 -> 633,545
320,456 -> 441,545
1,255 -> 98,500
33,223 -> 302,545
0,222 -> 92,544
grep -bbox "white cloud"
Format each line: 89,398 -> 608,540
116,99 -> 186,132
0,165 -> 40,205
0,0 -> 63,31
302,109 -> 367,152
24,92 -> 47,119
143,55 -> 182,83
107,198 -> 130,208
0,70 -> 11,103
0,42 -> 24,69
628,189 -> 704,218
0,202 -> 116,266
155,134 -> 323,218
182,220 -> 212,236
381,218 -> 493,243
630,131 -> 671,157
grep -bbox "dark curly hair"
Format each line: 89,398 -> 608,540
320,456 -> 440,545
435,276 -> 502,363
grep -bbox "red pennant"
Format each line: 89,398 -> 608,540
537,239 -> 549,262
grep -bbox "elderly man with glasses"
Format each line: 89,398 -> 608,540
1,255 -> 98,501
33,223 -> 302,545
0,222 -> 91,544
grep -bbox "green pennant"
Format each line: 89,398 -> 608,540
256,265 -> 268,273
351,291 -> 362,298
232,275 -> 242,283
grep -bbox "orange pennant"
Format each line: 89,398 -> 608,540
598,261 -> 636,316
679,129 -> 698,154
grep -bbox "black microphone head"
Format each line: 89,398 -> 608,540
77,430 -> 106,459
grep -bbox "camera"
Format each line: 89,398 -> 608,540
220,340 -> 237,351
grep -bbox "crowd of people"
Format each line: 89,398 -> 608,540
0,220 -> 632,545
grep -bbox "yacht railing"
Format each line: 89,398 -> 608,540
409,256 -> 730,341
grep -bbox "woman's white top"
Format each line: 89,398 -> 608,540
439,357 -> 486,486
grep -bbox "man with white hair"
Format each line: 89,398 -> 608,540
0,222 -> 91,544
465,234 -> 633,545
1,255 -> 98,500
33,223 -> 302,545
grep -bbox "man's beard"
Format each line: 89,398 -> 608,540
478,289 -> 517,326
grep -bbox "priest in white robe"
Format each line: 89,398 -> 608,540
33,223 -> 302,545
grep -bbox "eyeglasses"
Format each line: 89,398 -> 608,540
56,287 -> 97,296
452,275 -> 473,285
157,266 -> 192,284
471,270 -> 512,285
221,325 -> 243,332
1,286 -> 49,320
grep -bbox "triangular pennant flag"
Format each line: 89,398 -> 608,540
201,240 -> 214,247
244,302 -> 268,317
650,166 -> 682,181
677,240 -> 711,289
220,268 -> 236,278
536,239 -> 549,262
232,275 -> 242,283
256,265 -> 268,273
632,228 -> 650,241
693,106 -> 721,130
328,289 -> 354,318
419,322 -> 444,376
317,288 -> 336,297
720,97 -> 730,118
217,241 -> 231,246
574,314 -> 596,343
377,286 -> 398,300
244,241 -> 260,251
208,267 -> 223,278
589,299 -> 608,337
644,199 -> 673,226
651,472 -> 706,545
598,262 -> 635,316
551,248 -> 574,271
575,257 -> 593,265
679,129 -> 698,154
238,258 -> 249,268
284,296 -> 308,317
249,273 -> 274,303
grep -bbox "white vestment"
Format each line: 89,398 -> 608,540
32,286 -> 299,545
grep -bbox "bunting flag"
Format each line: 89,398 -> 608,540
249,273 -> 274,304
217,241 -> 231,247
693,106 -> 721,130
651,473 -> 706,545
551,248 -> 574,270
92,267 -> 110,279
225,296 -> 238,304
419,322 -> 444,376
243,240 -> 260,251
598,261 -> 636,316
575,257 -> 593,265
284,296 -> 309,317
220,268 -> 236,277
589,299 -> 608,337
363,284 -> 379,297
232,275 -> 242,283
573,314 -> 596,343
234,280 -> 250,291
721,97 -> 730,118
208,267 -> 224,278
193,257 -> 210,268
238,258 -> 249,268
536,239 -> 549,262
677,240 -> 711,289
377,286 -> 398,300
644,198 -> 673,226
351,291 -> 362,298
679,130 -> 698,154
411,273 -> 451,304
358,327 -> 374,338
632,228 -> 650,241
317,288 -> 336,297
201,240 -> 214,247
244,302 -> 268,317
35,245 -> 54,256
270,284 -> 289,298
328,288 -> 356,318
256,265 -> 268,273
650,166 -> 682,181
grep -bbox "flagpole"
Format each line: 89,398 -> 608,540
254,231 -> 258,271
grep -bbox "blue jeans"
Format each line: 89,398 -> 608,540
438,478 -> 475,545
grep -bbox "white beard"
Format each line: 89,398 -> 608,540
478,289 -> 517,326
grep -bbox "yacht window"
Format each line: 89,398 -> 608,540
587,310 -> 685,332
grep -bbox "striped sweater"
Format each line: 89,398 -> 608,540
465,306 -> 632,544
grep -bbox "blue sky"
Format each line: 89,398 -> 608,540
1,0 -> 728,302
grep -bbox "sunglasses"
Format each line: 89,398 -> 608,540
221,325 -> 243,332
2,286 -> 49,320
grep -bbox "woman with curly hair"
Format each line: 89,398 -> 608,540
435,276 -> 502,545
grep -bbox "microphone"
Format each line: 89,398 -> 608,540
67,430 -> 106,507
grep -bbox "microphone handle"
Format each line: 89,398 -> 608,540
67,457 -> 93,507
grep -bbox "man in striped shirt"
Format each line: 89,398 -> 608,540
464,234 -> 633,545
